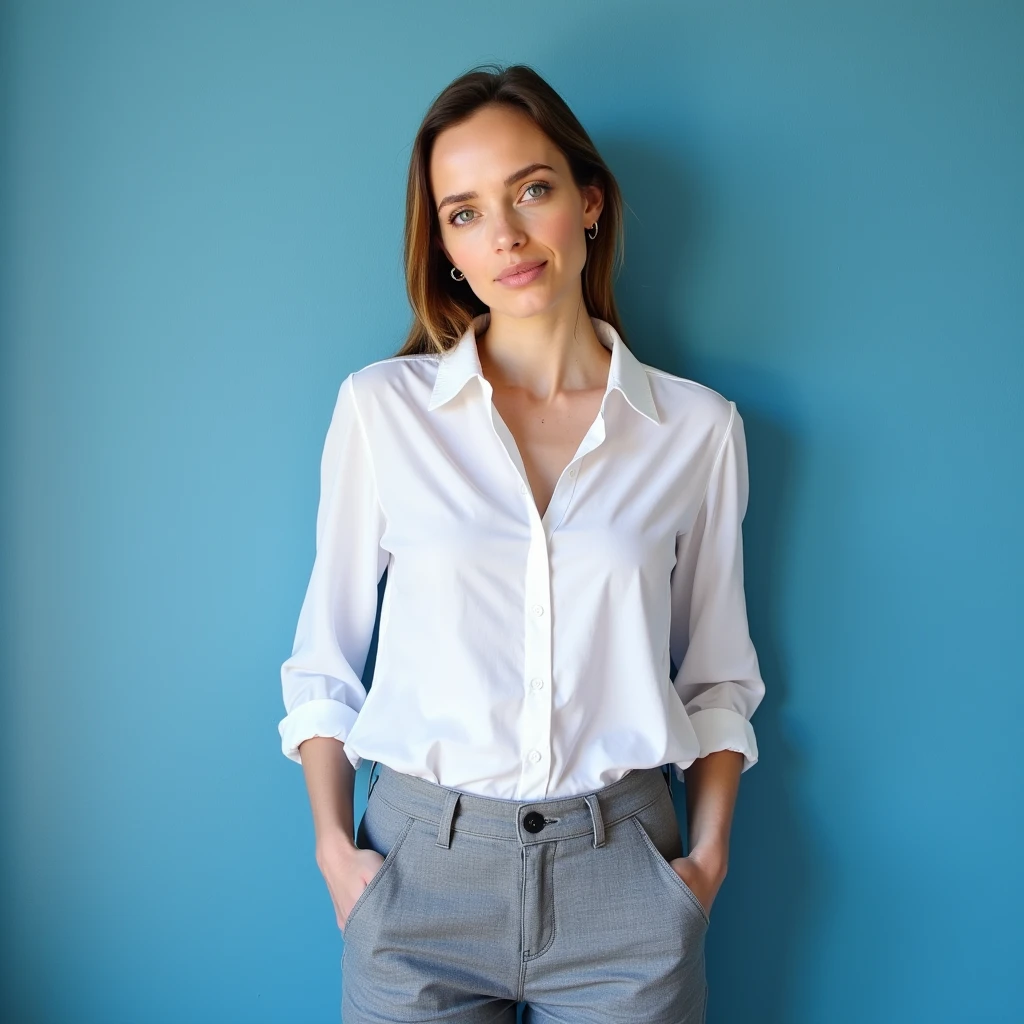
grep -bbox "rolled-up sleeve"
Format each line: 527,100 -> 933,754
278,371 -> 388,766
670,402 -> 765,772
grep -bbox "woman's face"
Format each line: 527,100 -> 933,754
430,104 -> 603,318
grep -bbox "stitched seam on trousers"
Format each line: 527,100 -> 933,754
630,815 -> 710,925
518,847 -> 528,999
343,814 -> 416,933
522,840 -> 558,962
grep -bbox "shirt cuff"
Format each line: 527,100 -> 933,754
278,699 -> 361,767
687,706 -> 759,772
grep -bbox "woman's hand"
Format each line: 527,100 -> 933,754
316,830 -> 385,933
667,849 -> 727,920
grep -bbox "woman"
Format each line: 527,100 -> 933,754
279,63 -> 765,1024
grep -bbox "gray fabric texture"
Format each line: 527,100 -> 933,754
340,762 -> 709,1023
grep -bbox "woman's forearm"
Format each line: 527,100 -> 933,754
682,749 -> 745,878
298,736 -> 358,853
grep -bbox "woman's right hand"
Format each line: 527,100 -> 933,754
316,830 -> 385,933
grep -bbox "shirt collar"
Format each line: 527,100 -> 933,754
426,312 -> 660,425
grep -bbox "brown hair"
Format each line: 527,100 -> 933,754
393,62 -> 630,358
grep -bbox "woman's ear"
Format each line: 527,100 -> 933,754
582,183 -> 605,227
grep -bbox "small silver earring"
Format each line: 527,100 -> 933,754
587,221 -> 599,240
450,266 -> 465,281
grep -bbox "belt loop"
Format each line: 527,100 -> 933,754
583,793 -> 606,848
367,759 -> 380,802
436,788 -> 461,848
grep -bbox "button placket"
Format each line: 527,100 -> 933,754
484,399 -> 556,797
517,423 -> 611,798
486,392 -> 613,800
519,510 -> 553,796
540,415 -> 606,538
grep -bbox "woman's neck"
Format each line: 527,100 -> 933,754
477,304 -> 611,403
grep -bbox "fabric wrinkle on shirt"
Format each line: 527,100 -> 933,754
278,312 -> 766,800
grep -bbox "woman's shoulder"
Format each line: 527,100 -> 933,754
341,351 -> 440,413
642,362 -> 736,428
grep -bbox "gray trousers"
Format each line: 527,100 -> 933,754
341,761 -> 709,1023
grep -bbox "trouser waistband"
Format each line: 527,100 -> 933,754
364,761 -> 674,851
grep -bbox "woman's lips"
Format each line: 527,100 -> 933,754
496,260 -> 548,287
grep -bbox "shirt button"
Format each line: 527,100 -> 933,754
528,750 -> 542,763
568,467 -> 577,477
532,604 -> 545,616
520,483 -> 527,494
530,677 -> 545,690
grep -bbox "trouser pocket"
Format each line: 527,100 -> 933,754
628,788 -> 710,927
343,793 -> 417,937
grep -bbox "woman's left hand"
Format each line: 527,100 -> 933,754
667,852 -> 726,920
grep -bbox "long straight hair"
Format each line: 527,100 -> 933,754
393,62 -> 631,358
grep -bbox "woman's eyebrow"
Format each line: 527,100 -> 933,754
437,163 -> 556,212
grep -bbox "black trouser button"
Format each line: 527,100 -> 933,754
522,811 -> 545,833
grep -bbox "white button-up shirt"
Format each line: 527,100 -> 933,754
279,313 -> 765,800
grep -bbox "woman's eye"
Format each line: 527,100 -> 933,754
447,182 -> 551,228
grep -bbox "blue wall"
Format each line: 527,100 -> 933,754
2,2 -> 1020,1021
